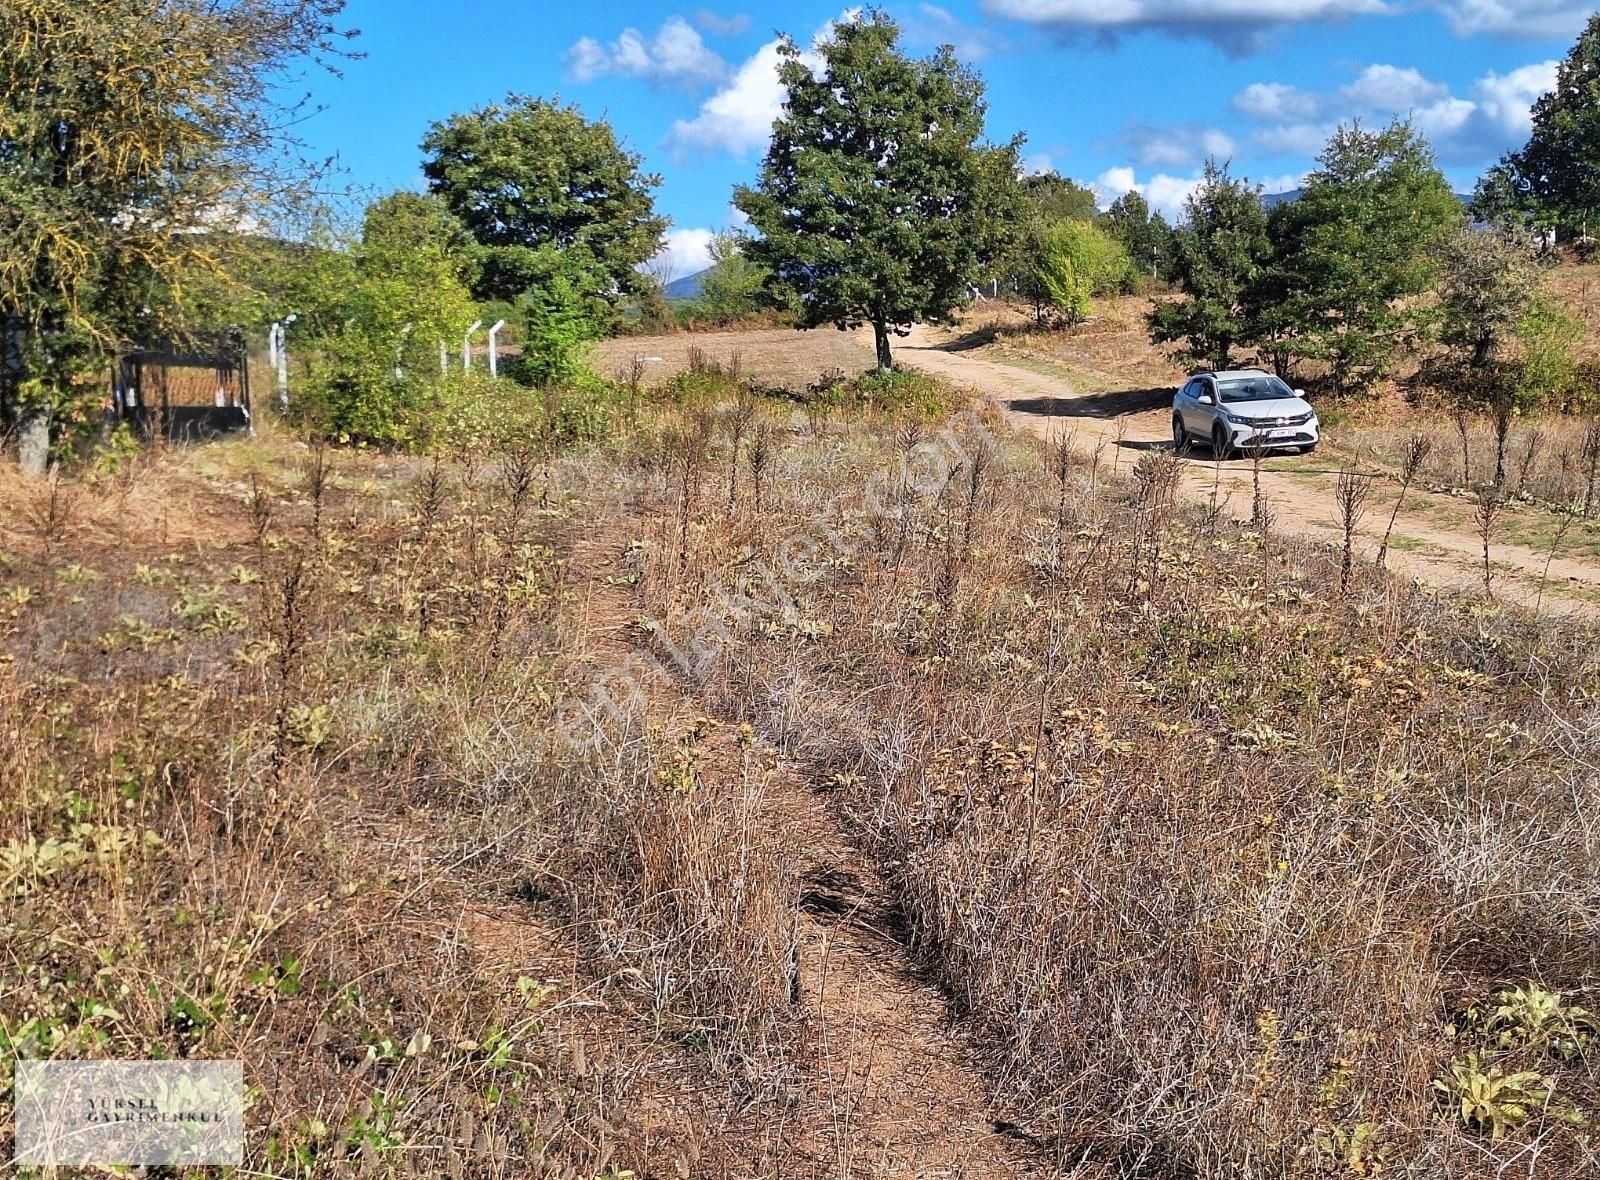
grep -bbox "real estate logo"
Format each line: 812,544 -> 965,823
13,1061 -> 244,1166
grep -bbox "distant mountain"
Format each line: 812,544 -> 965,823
1261,187 -> 1472,210
664,267 -> 712,301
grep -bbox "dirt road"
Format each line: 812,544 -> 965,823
896,325 -> 1600,616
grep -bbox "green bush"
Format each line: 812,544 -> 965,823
1035,219 -> 1137,325
299,331 -> 429,449
848,367 -> 963,417
800,366 -> 963,419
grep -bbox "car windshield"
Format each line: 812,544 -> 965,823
1218,375 -> 1295,403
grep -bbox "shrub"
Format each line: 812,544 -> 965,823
1034,219 -> 1137,326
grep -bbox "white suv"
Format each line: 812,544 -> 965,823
1172,370 -> 1319,457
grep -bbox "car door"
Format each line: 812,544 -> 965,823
1184,378 -> 1216,433
1177,379 -> 1202,432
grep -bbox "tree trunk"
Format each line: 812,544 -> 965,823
873,320 -> 893,372
17,404 -> 49,477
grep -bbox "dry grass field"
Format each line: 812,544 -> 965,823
3,351 -> 1599,1178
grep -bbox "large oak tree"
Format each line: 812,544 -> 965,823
421,96 -> 667,317
733,13 -> 1021,371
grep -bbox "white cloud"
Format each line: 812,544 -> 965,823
1232,58 -> 1558,165
1092,166 -> 1204,219
1095,165 -> 1306,218
1252,120 -> 1338,156
1474,61 -> 1560,137
980,0 -> 1587,45
565,17 -> 726,87
1095,166 -> 1140,198
667,12 -> 855,157
1125,124 -> 1236,169
1022,151 -> 1055,175
1413,96 -> 1477,140
1232,82 -> 1321,121
693,8 -> 753,36
1434,1 -> 1590,37
982,0 -> 1390,50
667,38 -> 792,155
1339,64 -> 1446,109
650,227 -> 717,282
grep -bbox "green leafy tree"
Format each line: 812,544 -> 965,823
1432,226 -> 1574,486
1035,220 -> 1134,326
1148,161 -> 1272,371
1437,226 -> 1544,370
1104,190 -> 1172,281
694,233 -> 770,325
734,13 -> 1023,371
421,95 -> 667,317
1002,172 -> 1112,315
353,193 -> 478,371
1264,121 -> 1461,394
1473,15 -> 1600,234
1022,173 -> 1101,223
0,0 -> 350,451
298,193 -> 478,446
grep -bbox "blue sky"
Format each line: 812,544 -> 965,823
301,1 -> 1588,278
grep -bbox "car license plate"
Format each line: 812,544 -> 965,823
1269,429 -> 1296,440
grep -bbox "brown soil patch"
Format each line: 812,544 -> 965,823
596,327 -> 876,392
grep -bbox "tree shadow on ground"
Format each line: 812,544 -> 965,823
1004,387 -> 1174,420
928,324 -> 1001,353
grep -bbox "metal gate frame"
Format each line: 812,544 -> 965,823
115,331 -> 252,441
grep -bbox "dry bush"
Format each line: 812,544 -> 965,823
616,397 -> 1600,1177
0,434 -> 802,1175
7,373 -> 1600,1178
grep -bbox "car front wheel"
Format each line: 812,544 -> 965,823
1299,443 -> 1317,455
1212,425 -> 1234,459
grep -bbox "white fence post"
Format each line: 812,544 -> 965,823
487,320 -> 506,378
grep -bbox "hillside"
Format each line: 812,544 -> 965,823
664,265 -> 712,301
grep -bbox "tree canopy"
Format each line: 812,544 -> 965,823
1264,121 -> 1461,393
1034,220 -> 1133,326
1104,191 -> 1172,280
692,233 -> 770,326
733,13 -> 1022,370
1474,14 -> 1600,233
0,0 -> 350,427
1148,162 -> 1272,371
421,95 -> 667,316
1022,173 -> 1100,223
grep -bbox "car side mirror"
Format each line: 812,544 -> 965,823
1198,393 -> 1215,405
1293,389 -> 1307,398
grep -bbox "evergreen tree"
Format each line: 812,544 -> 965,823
1147,162 -> 1271,371
1266,121 -> 1461,394
1104,190 -> 1172,281
734,13 -> 1022,370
